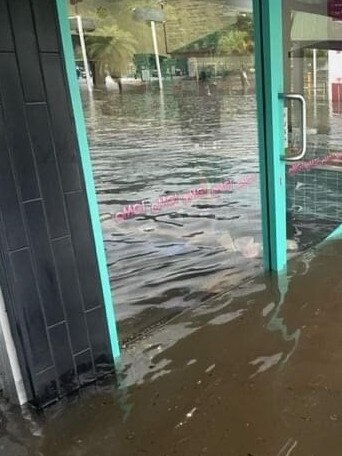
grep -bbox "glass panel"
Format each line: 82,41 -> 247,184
67,0 -> 262,343
284,0 -> 342,254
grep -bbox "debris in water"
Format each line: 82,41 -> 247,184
186,407 -> 197,418
250,353 -> 283,378
175,407 -> 197,429
205,364 -> 216,374
262,302 -> 275,317
277,438 -> 298,456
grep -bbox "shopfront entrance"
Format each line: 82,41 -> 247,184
62,0 -> 342,348
0,0 -> 335,406
1,0 -> 342,408
35,0 -> 341,398
63,0 -> 270,345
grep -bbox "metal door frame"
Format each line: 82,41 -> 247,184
253,0 -> 287,273
55,0 -> 288,363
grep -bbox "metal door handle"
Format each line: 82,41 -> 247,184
280,93 -> 307,161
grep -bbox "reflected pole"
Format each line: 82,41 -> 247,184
70,14 -> 93,92
313,48 -> 317,118
160,1 -> 169,54
133,8 -> 165,91
151,20 -> 163,90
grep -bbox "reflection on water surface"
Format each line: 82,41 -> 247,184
81,85 -> 262,339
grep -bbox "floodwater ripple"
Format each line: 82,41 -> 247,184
82,88 -> 262,332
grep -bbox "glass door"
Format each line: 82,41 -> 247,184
66,0 -> 268,344
283,0 -> 342,254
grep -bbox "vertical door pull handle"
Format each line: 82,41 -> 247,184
280,93 -> 307,161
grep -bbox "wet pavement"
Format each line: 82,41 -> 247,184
2,237 -> 342,454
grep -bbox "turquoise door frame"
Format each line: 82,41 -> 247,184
54,0 -> 286,361
253,0 -> 287,273
56,0 -> 121,360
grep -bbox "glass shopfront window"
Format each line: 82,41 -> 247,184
284,0 -> 342,253
67,0 -> 262,343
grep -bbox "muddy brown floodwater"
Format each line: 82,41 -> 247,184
2,238 -> 342,455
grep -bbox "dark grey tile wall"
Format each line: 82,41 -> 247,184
0,0 -> 114,407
